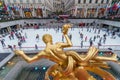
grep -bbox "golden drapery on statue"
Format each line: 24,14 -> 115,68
14,24 -> 118,80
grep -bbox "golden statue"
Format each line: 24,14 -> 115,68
14,24 -> 118,80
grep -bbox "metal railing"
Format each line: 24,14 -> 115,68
2,45 -> 120,53
0,17 -> 120,22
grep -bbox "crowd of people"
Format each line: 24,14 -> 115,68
78,25 -> 118,49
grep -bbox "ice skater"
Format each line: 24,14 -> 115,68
85,36 -> 87,42
36,34 -> 39,42
35,44 -> 38,49
98,42 -> 101,49
18,41 -> 22,49
93,36 -> 96,42
103,37 -> 106,44
25,32 -> 27,38
98,29 -> 100,34
0,39 -> 6,47
10,31 -> 14,39
90,40 -> 93,47
81,40 -> 83,48
99,37 -> 102,43
9,35 -> 11,40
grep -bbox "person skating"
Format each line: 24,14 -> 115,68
18,41 -> 22,49
0,39 -> 6,47
10,31 -> 14,39
13,45 -> 16,49
98,42 -> 101,49
81,40 -> 83,48
90,40 -> 93,47
103,37 -> 106,44
93,36 -> 96,42
85,36 -> 87,42
80,33 -> 83,40
9,35 -> 11,40
98,29 -> 100,34
22,36 -> 26,42
25,32 -> 27,38
36,34 -> 39,42
35,44 -> 38,49
99,37 -> 102,43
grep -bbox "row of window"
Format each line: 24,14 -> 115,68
7,0 -> 41,3
53,3 -> 64,9
78,0 -> 109,4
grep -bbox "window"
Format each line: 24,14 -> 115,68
101,0 -> 104,3
20,0 -> 23,3
84,0 -> 86,3
32,0 -> 35,3
7,0 -> 10,3
78,0 -> 81,3
95,0 -> 98,3
13,0 -> 16,3
106,0 -> 109,3
89,0 -> 92,3
38,0 -> 41,3
26,0 -> 29,3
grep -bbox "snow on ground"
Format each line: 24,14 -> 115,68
0,27 -> 120,52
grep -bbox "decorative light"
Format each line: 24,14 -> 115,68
42,66 -> 46,70
2,67 -> 5,70
34,66 -> 39,70
8,61 -> 11,64
99,52 -> 103,56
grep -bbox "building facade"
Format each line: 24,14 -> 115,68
0,0 -> 120,18
3,0 -> 54,18
73,0 -> 112,18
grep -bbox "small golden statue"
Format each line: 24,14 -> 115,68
15,24 -> 118,80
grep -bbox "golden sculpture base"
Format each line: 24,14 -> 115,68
46,65 -> 115,80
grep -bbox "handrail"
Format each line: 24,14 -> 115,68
2,45 -> 120,51
0,18 -> 120,22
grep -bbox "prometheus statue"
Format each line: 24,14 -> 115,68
15,24 -> 118,80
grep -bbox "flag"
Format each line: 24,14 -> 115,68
7,4 -> 11,11
112,3 -> 118,10
1,1 -> 7,11
12,6 -> 15,11
117,1 -> 120,8
15,6 -> 19,11
0,1 -> 3,8
19,5 -> 21,9
22,6 -> 24,10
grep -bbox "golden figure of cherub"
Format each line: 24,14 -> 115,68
14,24 -> 118,80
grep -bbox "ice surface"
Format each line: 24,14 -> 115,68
0,27 -> 120,52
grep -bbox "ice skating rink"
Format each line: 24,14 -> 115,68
0,27 -> 120,52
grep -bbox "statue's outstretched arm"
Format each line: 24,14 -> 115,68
61,24 -> 73,48
60,34 -> 73,48
94,53 -> 118,61
14,50 -> 47,63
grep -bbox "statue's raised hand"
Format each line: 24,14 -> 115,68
62,24 -> 72,35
